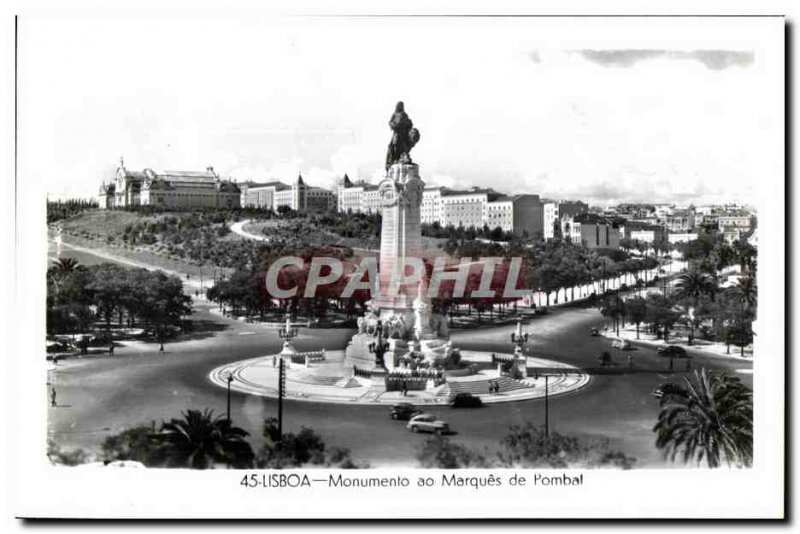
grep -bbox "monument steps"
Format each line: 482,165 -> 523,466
287,371 -> 345,387
436,377 -> 535,397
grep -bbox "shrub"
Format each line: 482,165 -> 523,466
416,436 -> 488,468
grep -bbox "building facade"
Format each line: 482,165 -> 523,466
101,160 -> 241,209
440,189 -> 495,229
421,187 -> 445,225
485,194 -> 545,237
336,175 -> 380,214
561,213 -> 621,249
542,202 -> 559,240
240,175 -> 334,213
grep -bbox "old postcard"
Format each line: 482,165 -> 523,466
9,8 -> 785,520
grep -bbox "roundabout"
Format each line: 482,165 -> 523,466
208,350 -> 591,406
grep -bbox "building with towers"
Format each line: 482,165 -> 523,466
240,174 -> 334,213
98,158 -> 241,209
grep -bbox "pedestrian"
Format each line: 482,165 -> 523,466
494,382 -> 500,395
109,343 -> 114,355
159,343 -> 164,354
272,355 -> 277,368
50,388 -> 57,407
488,381 -> 494,395
402,380 -> 408,397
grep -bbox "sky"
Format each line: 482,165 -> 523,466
19,16 -> 782,206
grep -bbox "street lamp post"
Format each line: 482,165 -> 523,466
226,373 -> 234,422
278,358 -> 286,440
544,375 -> 549,437
368,320 -> 390,370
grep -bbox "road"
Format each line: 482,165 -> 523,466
47,241 -> 752,468
229,219 -> 270,242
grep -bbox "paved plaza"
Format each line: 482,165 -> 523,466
208,350 -> 591,405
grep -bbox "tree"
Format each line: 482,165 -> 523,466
654,369 -> 752,468
415,436 -> 488,468
152,409 -> 255,469
677,295 -> 716,346
600,295 -> 626,336
101,425 -> 161,465
257,418 -> 363,468
724,276 -> 757,356
50,257 -> 80,275
87,263 -> 127,337
497,423 -> 636,469
732,239 -> 757,273
673,271 -> 717,302
645,294 -> 680,341
138,272 -> 193,350
625,297 -> 647,339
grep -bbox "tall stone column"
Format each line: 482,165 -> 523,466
372,163 -> 425,314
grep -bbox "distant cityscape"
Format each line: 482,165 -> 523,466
99,158 -> 757,250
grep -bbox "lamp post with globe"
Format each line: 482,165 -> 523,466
277,314 -> 299,359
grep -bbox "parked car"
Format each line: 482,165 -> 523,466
611,338 -> 632,350
451,393 -> 483,408
390,403 -> 422,421
407,413 -> 450,435
658,345 -> 688,359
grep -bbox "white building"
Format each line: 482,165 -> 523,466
661,207 -> 696,232
240,175 -> 333,213
440,189 -> 493,229
543,202 -> 559,239
717,214 -> 753,232
100,159 -> 240,209
421,187 -> 445,225
667,232 -> 699,244
335,174 -> 381,214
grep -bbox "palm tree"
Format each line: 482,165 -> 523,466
732,275 -> 757,311
724,276 -> 757,356
673,271 -> 717,302
50,257 -> 79,275
152,409 -> 255,469
654,369 -> 752,468
733,239 -> 757,274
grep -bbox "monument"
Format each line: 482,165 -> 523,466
344,102 -> 451,373
209,104 -> 591,405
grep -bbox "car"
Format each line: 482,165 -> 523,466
590,327 -> 599,337
450,393 -> 483,408
657,345 -> 688,358
406,413 -> 450,435
611,338 -> 631,350
390,403 -> 422,421
598,351 -> 613,366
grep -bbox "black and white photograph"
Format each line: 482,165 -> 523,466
7,4 -> 786,520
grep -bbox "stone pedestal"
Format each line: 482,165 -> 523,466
370,163 -> 425,315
